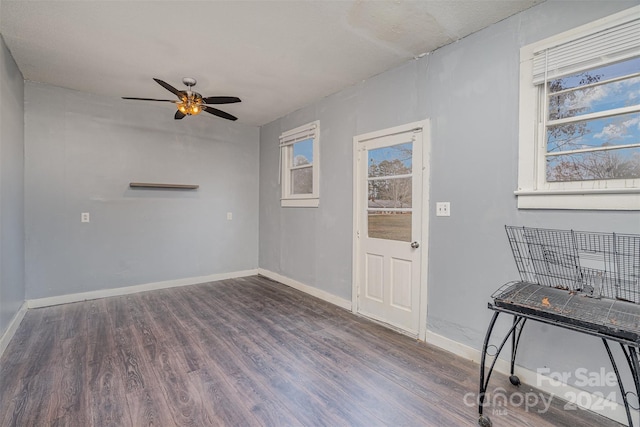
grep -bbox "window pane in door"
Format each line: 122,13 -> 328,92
368,178 -> 412,208
368,142 -> 412,177
368,212 -> 412,242
366,142 -> 413,241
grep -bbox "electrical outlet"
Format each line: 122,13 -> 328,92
436,202 -> 450,217
81,212 -> 90,223
227,212 -> 233,220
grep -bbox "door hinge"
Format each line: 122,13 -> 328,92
357,230 -> 360,238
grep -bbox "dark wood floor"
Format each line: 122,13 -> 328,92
0,275 -> 620,426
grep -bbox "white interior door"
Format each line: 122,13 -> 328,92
353,124 -> 426,336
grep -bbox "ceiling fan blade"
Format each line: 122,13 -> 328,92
202,96 -> 241,105
202,106 -> 238,121
175,110 -> 186,120
122,97 -> 177,102
153,78 -> 184,99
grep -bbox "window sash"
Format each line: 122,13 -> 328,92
539,84 -> 640,185
279,133 -> 316,184
367,173 -> 412,181
541,67 -> 640,179
290,163 -> 313,171
367,208 -> 412,213
279,121 -> 320,205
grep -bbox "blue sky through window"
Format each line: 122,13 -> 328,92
545,56 -> 640,181
368,142 -> 412,169
550,77 -> 640,120
550,57 -> 640,92
547,57 -> 640,153
548,112 -> 640,153
292,138 -> 313,166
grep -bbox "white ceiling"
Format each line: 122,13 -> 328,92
1,0 -> 542,126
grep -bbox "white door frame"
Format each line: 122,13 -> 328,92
351,119 -> 431,341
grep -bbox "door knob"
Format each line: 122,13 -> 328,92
411,241 -> 420,249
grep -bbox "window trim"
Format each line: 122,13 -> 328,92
280,120 -> 320,207
516,6 -> 640,210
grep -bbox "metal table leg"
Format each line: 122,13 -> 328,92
509,317 -> 527,387
621,344 -> 640,425
478,311 -> 526,427
603,339 -> 634,427
630,346 -> 640,407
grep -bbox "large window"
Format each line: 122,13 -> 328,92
280,121 -> 319,207
517,6 -> 640,210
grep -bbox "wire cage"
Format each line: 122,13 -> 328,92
492,226 -> 640,343
480,226 -> 640,427
504,226 -> 640,303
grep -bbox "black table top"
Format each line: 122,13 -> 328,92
493,282 -> 640,345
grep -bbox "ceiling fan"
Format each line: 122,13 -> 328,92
122,77 -> 241,121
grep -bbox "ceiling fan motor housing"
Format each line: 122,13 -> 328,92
182,77 -> 197,87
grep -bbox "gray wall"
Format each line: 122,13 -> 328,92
24,82 -> 259,299
0,35 -> 25,337
259,0 -> 639,400
423,0 -> 639,396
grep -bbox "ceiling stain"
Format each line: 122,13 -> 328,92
347,0 -> 450,55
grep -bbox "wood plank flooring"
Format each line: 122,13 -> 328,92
0,275 -> 621,426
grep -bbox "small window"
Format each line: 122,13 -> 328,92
280,121 -> 319,207
517,6 -> 640,210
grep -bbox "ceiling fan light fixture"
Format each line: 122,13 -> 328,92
177,98 -> 202,116
124,78 -> 240,121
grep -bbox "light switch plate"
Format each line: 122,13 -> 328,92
81,212 -> 90,223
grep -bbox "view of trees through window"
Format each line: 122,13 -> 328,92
545,57 -> 640,182
367,143 -> 413,242
291,139 -> 313,194
368,143 -> 412,207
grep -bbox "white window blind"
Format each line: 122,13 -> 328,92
532,17 -> 640,84
279,123 -> 318,147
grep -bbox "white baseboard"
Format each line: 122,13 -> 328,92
257,268 -> 352,311
27,269 -> 259,308
426,330 -> 637,426
0,301 -> 28,358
